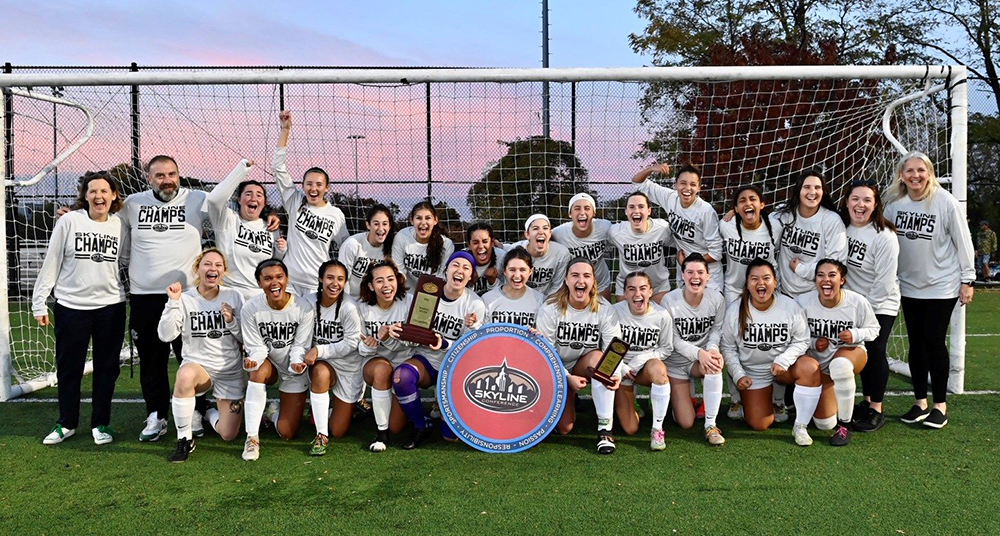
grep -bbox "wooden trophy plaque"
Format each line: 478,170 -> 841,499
398,275 -> 445,346
591,338 -> 630,387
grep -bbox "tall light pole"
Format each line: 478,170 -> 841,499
347,134 -> 365,198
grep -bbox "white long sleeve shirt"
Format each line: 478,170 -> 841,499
392,226 -> 455,291
421,291 -> 487,370
552,219 -> 613,291
662,288 -> 725,362
157,287 -> 244,376
358,296 -> 414,366
471,247 -> 506,296
535,299 -> 621,367
719,217 -> 778,305
613,301 -> 673,374
205,161 -> 282,300
483,286 -> 546,327
721,295 -> 810,384
272,147 -> 349,292
239,293 -> 314,372
32,209 -> 126,315
338,232 -> 389,299
512,240 -> 571,297
118,187 -> 209,294
845,223 -> 901,315
638,180 -> 725,290
884,189 -> 976,299
796,289 -> 880,367
771,207 -> 847,297
607,219 -> 673,294
303,292 -> 363,368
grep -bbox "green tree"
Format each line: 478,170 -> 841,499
467,136 -> 594,243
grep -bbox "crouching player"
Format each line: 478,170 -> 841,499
157,248 -> 245,462
612,271 -> 674,451
239,259 -> 315,461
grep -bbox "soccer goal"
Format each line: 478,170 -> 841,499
0,65 -> 969,400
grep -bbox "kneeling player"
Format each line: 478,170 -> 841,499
721,259 -> 820,446
612,271 -> 674,450
797,259 -> 878,446
240,259 -> 315,461
662,253 -> 727,445
304,260 -> 363,455
157,248 -> 245,462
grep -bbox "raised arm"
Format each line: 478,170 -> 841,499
205,159 -> 253,223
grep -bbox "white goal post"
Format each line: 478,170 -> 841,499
0,65 -> 969,400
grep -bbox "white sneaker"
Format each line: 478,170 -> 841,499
192,410 -> 205,438
92,425 -> 114,445
43,425 -> 75,445
792,423 -> 813,446
429,401 -> 442,419
242,435 -> 260,461
649,428 -> 666,451
139,412 -> 168,442
264,402 -> 280,427
773,403 -> 790,423
727,402 -> 744,420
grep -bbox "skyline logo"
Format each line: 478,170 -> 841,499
464,359 -> 539,414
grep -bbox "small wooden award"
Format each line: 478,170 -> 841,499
591,338 -> 630,387
398,275 -> 445,346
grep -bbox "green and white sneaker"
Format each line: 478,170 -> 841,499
309,434 -> 329,456
43,425 -> 75,445
92,425 -> 114,445
139,412 -> 168,442
792,423 -> 813,446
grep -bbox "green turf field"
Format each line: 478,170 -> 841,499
2,292 -> 999,534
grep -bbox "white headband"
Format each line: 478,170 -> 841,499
568,193 -> 596,213
524,213 -> 550,232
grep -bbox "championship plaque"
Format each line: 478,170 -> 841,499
591,338 -> 630,387
398,275 -> 445,346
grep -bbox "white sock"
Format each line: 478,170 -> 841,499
171,396 -> 195,441
702,373 -> 723,428
649,382 -> 671,430
310,391 -> 331,436
792,384 -> 823,427
591,381 -> 615,432
727,372 -> 741,403
829,357 -> 857,423
206,408 -> 220,432
269,401 -> 281,427
773,382 -> 786,405
244,381 -> 267,437
371,388 -> 392,431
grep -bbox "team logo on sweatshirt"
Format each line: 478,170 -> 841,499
189,311 -> 229,340
893,211 -> 935,241
236,225 -> 273,255
73,232 -> 120,263
568,242 -> 605,262
673,316 -> 715,342
807,318 -> 854,345
490,310 -> 536,327
622,242 -> 663,268
258,321 -> 299,349
781,226 -> 820,256
314,318 -> 344,346
351,256 -> 378,280
294,208 -> 337,242
528,267 -> 556,289
846,237 -> 867,268
742,323 -> 789,352
620,324 -> 660,351
556,321 -> 601,351
668,213 -> 697,240
726,238 -> 772,265
137,205 -> 186,232
464,359 -> 540,413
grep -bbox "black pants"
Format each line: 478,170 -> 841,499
859,314 -> 896,404
54,302 -> 126,429
901,296 -> 958,403
129,293 -> 185,418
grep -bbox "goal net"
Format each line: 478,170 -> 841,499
0,66 -> 969,399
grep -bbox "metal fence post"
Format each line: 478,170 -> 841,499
426,82 -> 432,202
130,63 -> 140,180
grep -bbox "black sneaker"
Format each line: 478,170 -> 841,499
851,401 -> 871,425
597,431 -> 616,455
402,426 -> 433,450
354,399 -> 373,420
922,408 -> 948,429
900,405 -> 931,424
854,409 -> 885,432
369,430 -> 389,452
169,437 -> 195,463
829,423 -> 852,446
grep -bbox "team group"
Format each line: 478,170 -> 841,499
32,111 -> 977,461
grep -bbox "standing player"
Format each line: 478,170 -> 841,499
339,204 -> 395,299
840,180 -> 899,432
885,152 -> 975,428
607,193 -> 674,303
35,172 -> 126,446
466,222 -> 505,296
205,159 -> 285,300
662,254 -> 727,445
483,246 -> 545,327
632,163 -> 725,291
514,214 -> 571,297
357,260 -> 413,451
796,259 -> 879,446
157,249 -> 245,462
304,260 -> 363,456
392,252 -> 486,449
721,259 -> 820,446
392,202 -> 455,290
239,259 -> 315,461
552,193 -> 613,299
536,258 -> 620,454
612,272 -> 674,451
274,111 -> 349,296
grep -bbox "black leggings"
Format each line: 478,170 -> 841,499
900,296 -> 958,403
859,314 -> 896,404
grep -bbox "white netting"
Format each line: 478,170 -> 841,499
2,68 -> 956,397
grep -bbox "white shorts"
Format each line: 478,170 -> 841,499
325,359 -> 364,404
273,358 -> 311,394
665,355 -> 697,381
620,359 -> 663,386
180,362 -> 247,401
740,366 -> 775,391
